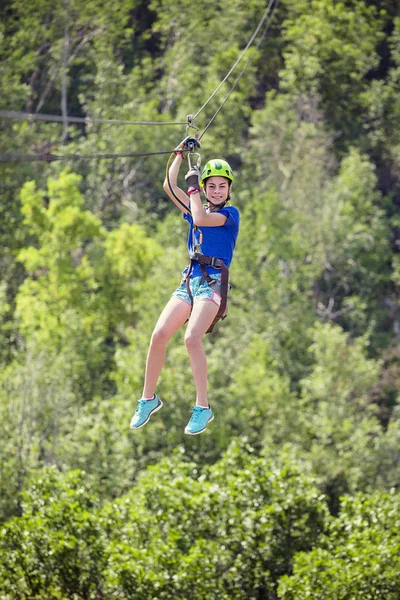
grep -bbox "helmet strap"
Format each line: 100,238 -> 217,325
207,199 -> 227,211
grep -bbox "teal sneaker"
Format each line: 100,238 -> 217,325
184,405 -> 214,435
130,395 -> 163,430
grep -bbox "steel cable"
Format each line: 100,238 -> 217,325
192,0 -> 277,122
0,109 -> 187,127
199,0 -> 280,140
0,149 -> 179,163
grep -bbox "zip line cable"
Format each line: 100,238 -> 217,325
0,109 -> 187,127
192,0 -> 277,122
199,0 -> 280,141
0,1 -> 280,162
1,1 -> 277,131
0,149 -> 178,163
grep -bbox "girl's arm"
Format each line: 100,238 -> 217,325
163,155 -> 190,214
189,191 -> 227,227
185,166 -> 227,227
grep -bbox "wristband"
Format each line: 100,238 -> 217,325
187,187 -> 201,195
174,151 -> 184,158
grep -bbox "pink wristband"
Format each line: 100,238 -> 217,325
187,187 -> 201,195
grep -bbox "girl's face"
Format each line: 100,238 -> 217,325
204,176 -> 230,205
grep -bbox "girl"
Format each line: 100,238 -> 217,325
130,145 -> 240,435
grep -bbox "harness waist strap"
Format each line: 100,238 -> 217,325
189,251 -> 224,268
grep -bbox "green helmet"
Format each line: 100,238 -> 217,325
200,159 -> 234,186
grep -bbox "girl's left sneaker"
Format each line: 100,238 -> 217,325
184,405 -> 214,435
130,395 -> 163,430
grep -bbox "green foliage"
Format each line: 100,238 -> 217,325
15,170 -> 160,396
279,490 -> 400,599
281,0 -> 384,144
315,149 -> 390,338
360,16 -> 400,162
243,95 -> 391,352
0,341 -> 79,520
0,443 -> 329,599
294,322 -> 384,498
0,468 -> 107,599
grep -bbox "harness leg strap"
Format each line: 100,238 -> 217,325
185,261 -> 194,308
206,263 -> 229,334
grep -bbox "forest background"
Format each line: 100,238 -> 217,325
1,0 -> 400,598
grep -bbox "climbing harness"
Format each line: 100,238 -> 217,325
184,252 -> 229,334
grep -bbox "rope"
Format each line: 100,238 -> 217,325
0,109 -> 187,127
192,0 -> 277,122
199,0 -> 280,141
0,149 -> 179,163
166,153 -> 192,214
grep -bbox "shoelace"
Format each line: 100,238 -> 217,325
135,399 -> 147,414
190,406 -> 207,422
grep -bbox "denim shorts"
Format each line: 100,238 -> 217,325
172,274 -> 223,308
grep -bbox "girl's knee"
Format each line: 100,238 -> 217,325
184,330 -> 203,351
151,326 -> 170,347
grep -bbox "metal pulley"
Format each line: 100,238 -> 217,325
185,115 -> 201,170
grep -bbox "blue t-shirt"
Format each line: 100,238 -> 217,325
183,206 -> 240,277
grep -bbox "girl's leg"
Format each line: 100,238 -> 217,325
184,300 -> 219,407
142,297 -> 191,398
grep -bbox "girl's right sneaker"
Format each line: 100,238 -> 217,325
130,395 -> 163,430
184,405 -> 214,435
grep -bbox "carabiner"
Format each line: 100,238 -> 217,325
188,152 -> 201,170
